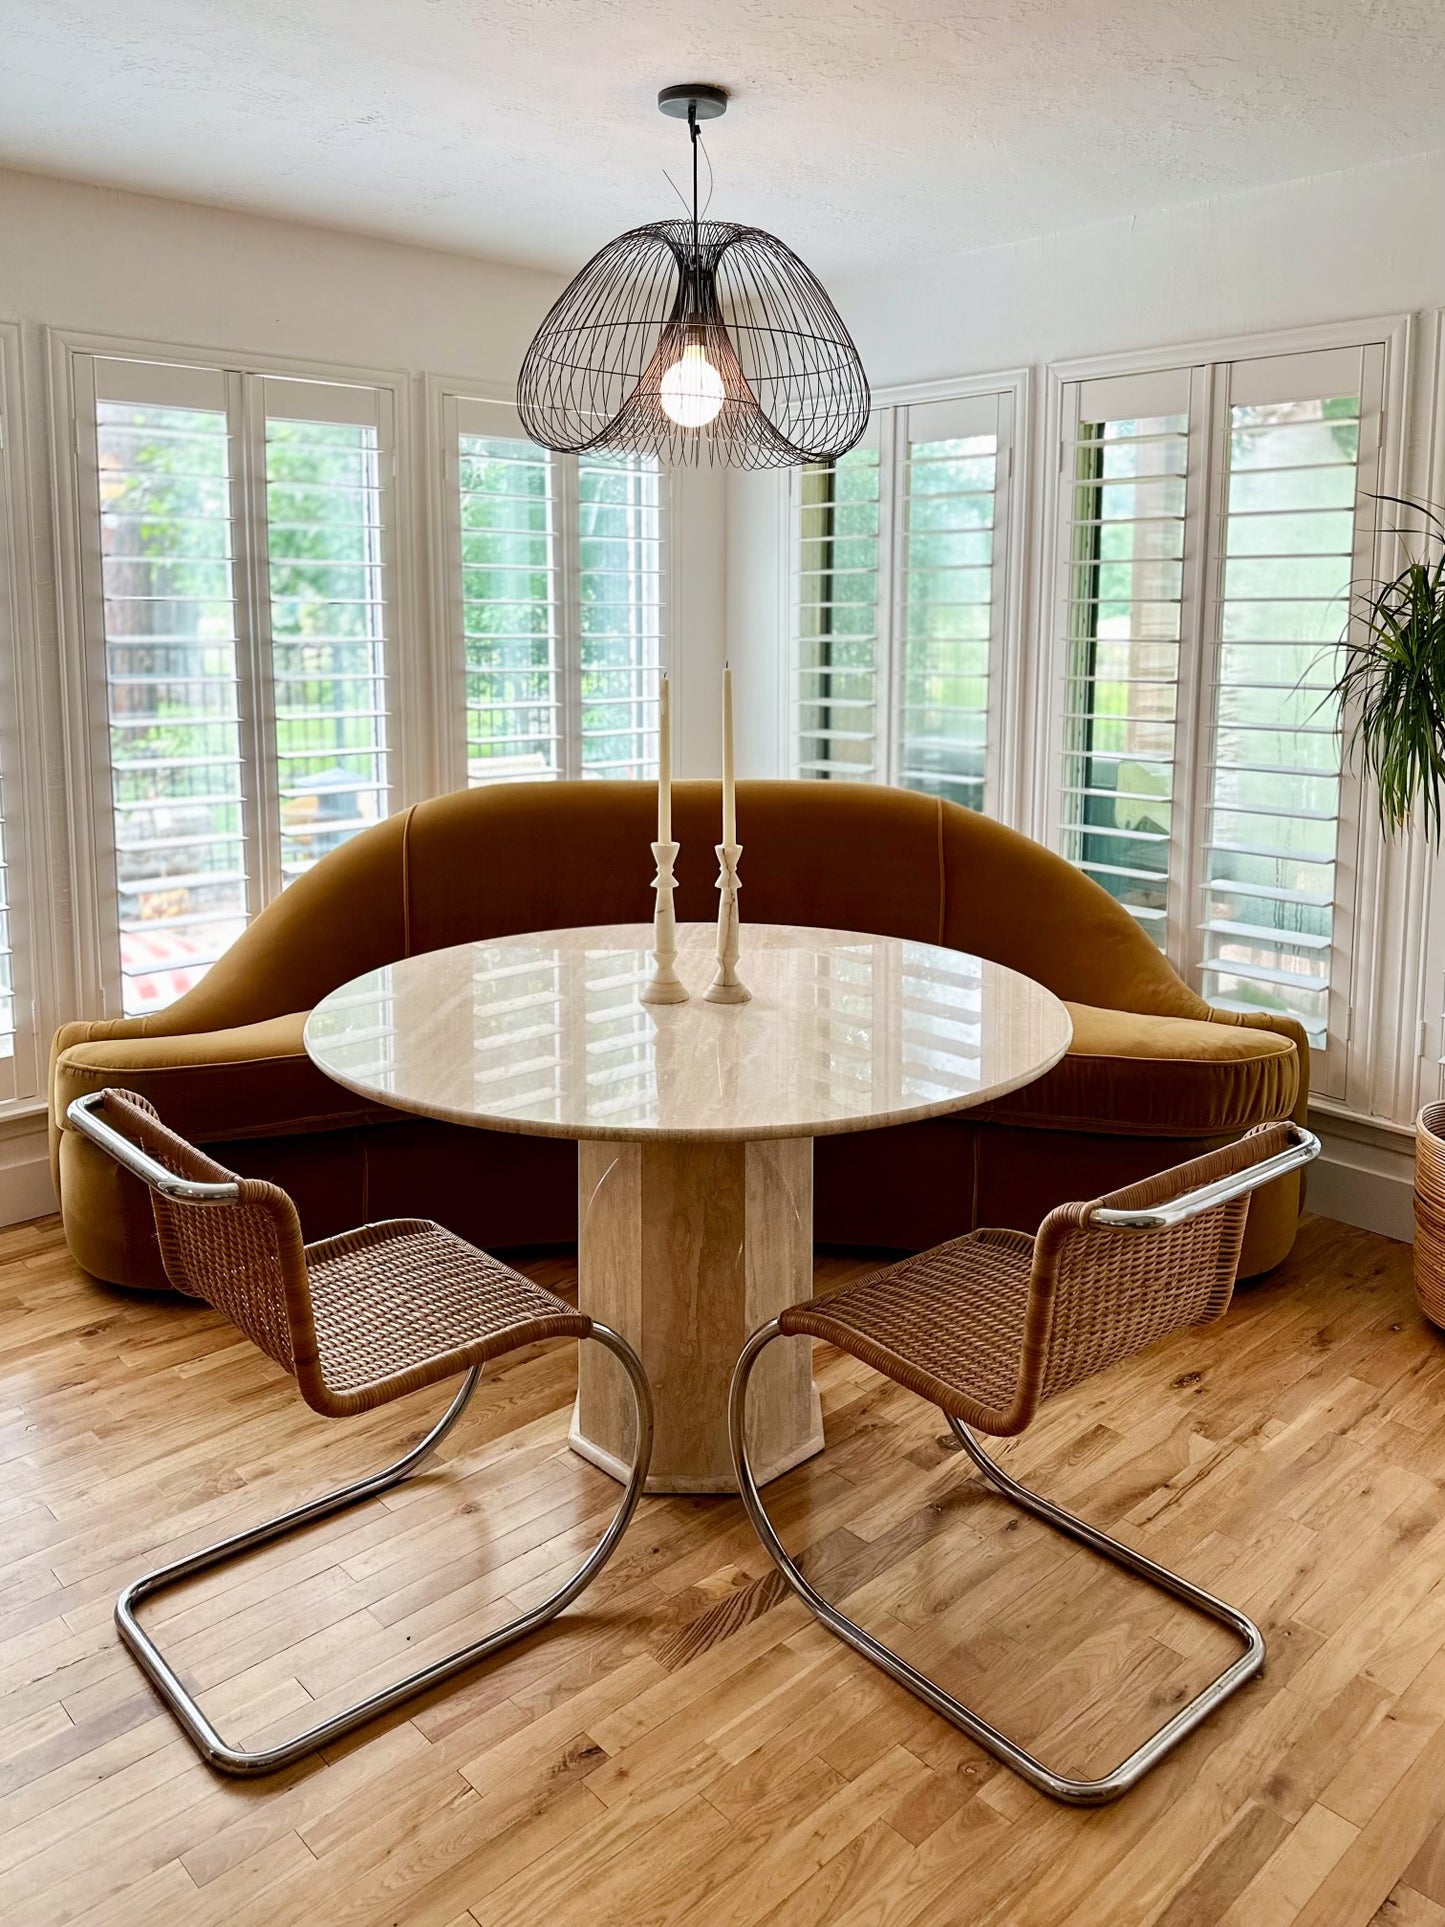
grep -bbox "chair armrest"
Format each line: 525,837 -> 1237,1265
1092,1123 -> 1320,1229
66,1091 -> 241,1203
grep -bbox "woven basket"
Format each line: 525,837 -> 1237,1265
1415,1103 -> 1445,1330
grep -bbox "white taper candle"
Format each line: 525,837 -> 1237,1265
658,672 -> 672,845
722,662 -> 736,846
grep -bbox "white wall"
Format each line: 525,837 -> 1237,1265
0,167 -> 563,381
835,149 -> 1445,386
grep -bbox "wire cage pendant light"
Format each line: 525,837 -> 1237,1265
517,84 -> 870,469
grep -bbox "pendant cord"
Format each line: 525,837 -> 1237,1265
697,99 -> 709,279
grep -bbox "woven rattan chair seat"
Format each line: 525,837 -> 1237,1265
303,1218 -> 591,1402
779,1228 -> 1037,1431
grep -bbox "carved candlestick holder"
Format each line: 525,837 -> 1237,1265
704,843 -> 751,1004
640,840 -> 689,1005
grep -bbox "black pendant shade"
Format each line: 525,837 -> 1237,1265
517,90 -> 870,468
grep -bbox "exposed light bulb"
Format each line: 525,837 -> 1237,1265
659,343 -> 725,428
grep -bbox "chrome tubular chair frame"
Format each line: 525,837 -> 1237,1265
71,1079 -> 656,1777
723,1133 -> 1319,1805
729,1324 -> 1262,1805
119,1326 -> 652,1777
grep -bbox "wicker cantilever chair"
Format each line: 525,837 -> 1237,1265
68,1086 -> 653,1778
729,1120 -> 1320,1806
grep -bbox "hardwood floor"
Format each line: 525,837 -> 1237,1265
0,1209 -> 1442,1924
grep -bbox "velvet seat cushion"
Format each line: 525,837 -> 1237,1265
978,1002 -> 1299,1137
50,1013 -> 389,1144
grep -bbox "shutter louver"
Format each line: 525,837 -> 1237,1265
94,380 -> 250,1015
897,395 -> 1004,811
1199,349 -> 1378,1049
1057,377 -> 1191,943
264,388 -> 392,875
795,437 -> 882,780
447,404 -> 663,784
456,432 -> 560,784
577,452 -> 662,779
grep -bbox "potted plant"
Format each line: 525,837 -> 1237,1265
1335,497 -> 1445,1323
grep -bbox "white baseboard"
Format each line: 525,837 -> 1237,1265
1309,1110 -> 1414,1243
0,1115 -> 56,1228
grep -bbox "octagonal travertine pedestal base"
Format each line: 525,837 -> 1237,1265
569,1136 -> 823,1494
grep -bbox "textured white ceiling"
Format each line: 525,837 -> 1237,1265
4,0 -> 1443,277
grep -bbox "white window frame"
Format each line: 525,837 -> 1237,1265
788,368 -> 1031,823
1036,315 -> 1412,1103
49,330 -> 424,1019
424,376 -> 673,790
0,324 -> 51,1111
1408,309 -> 1445,1123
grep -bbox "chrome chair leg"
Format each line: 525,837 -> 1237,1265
728,1320 -> 1263,1806
117,1323 -> 654,1777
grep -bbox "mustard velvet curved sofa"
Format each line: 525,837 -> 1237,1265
49,780 -> 1308,1289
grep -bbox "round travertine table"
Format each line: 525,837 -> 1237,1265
304,922 -> 1073,1494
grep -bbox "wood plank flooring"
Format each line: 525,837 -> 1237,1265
0,1209 -> 1442,1924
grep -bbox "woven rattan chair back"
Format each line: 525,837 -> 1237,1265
95,1087 -> 311,1376
1025,1120 -> 1297,1415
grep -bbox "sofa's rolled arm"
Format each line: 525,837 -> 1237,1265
1091,1124 -> 1321,1231
66,1092 -> 241,1204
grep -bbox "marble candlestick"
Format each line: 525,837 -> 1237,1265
640,840 -> 689,1004
704,843 -> 751,1004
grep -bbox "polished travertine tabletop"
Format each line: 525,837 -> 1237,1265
304,922 -> 1072,1143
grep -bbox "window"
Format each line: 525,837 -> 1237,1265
68,354 -> 401,1017
793,384 -> 1020,813
1050,343 -> 1386,1083
443,395 -> 664,787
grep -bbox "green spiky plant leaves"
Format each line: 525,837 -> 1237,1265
1334,497 -> 1445,846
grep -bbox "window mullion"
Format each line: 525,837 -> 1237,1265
986,391 -> 1015,823
0,335 -> 39,1099
556,453 -> 582,781
1172,362 -> 1217,985
68,351 -> 123,1018
438,394 -> 470,791
1333,340 -> 1387,1088
235,370 -> 281,909
878,405 -> 901,788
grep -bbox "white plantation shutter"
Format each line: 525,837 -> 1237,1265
795,418 -> 883,779
444,397 -> 664,784
87,360 -> 252,1016
72,353 -> 402,1017
452,398 -> 561,784
794,386 -> 1017,809
261,379 -> 394,881
1196,344 -> 1382,1062
1055,367 -> 1196,944
576,452 -> 663,779
895,392 -> 1012,812
1050,338 -> 1386,1087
